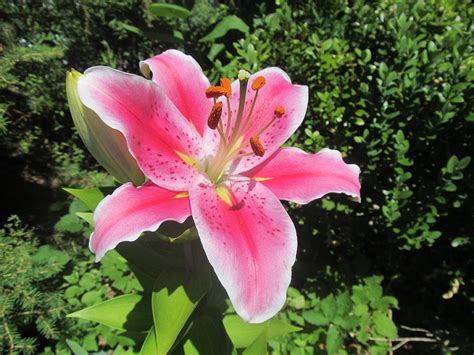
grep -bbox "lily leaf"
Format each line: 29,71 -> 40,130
182,309 -> 233,354
140,326 -> 157,354
152,261 -> 212,354
242,331 -> 268,355
63,187 -> 112,211
68,294 -> 152,332
223,315 -> 301,348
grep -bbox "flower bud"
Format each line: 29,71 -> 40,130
66,69 -> 145,185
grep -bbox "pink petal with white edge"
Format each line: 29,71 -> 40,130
91,182 -> 191,261
221,68 -> 308,174
189,179 -> 297,323
78,66 -> 203,191
140,50 -> 213,136
243,147 -> 361,204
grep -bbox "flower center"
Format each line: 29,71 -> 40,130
203,70 -> 285,184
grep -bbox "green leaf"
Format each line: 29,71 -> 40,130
200,15 -> 249,42
32,245 -> 70,268
120,22 -> 143,36
140,327 -> 157,355
302,310 -> 328,326
182,310 -> 233,355
321,294 -> 337,321
63,187 -> 107,211
326,326 -> 343,355
68,294 -> 152,331
372,311 -> 398,338
223,315 -> 300,348
242,331 -> 268,355
451,237 -> 470,248
208,43 -> 225,61
447,156 -> 458,173
152,264 -> 212,355
458,157 -> 471,169
54,214 -> 83,233
76,212 -> 94,226
66,339 -> 88,355
149,3 -> 191,18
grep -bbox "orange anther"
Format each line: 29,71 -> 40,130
251,76 -> 266,90
208,102 -> 223,130
274,106 -> 285,118
250,136 -> 265,157
220,77 -> 232,97
206,86 -> 227,99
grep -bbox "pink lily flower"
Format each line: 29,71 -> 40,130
77,50 -> 361,323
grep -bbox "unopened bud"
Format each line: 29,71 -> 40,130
66,69 -> 145,185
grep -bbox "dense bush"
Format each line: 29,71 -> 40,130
0,0 -> 472,353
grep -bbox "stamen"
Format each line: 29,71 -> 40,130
206,86 -> 227,98
274,106 -> 285,118
251,76 -> 266,90
250,136 -> 265,157
220,78 -> 232,97
207,102 -> 223,130
254,105 -> 286,137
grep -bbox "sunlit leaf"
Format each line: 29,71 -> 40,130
223,315 -> 300,348
140,327 -> 157,354
63,187 -> 106,211
68,294 -> 152,331
373,311 -> 398,338
152,263 -> 212,354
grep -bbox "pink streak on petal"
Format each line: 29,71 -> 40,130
140,50 -> 213,136
243,147 -> 361,204
189,179 -> 297,323
91,182 -> 191,261
77,67 -> 203,191
224,68 -> 308,174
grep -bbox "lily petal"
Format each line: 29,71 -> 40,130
91,182 -> 191,261
189,179 -> 297,323
77,66 -> 203,191
140,50 -> 212,136
226,68 -> 308,174
243,147 -> 361,204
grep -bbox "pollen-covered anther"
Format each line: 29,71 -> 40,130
208,102 -> 223,130
252,76 -> 266,90
250,136 -> 265,157
206,86 -> 227,99
274,106 -> 285,118
220,78 -> 232,97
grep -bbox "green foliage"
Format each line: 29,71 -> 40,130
273,277 -> 398,354
0,216 -> 69,354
